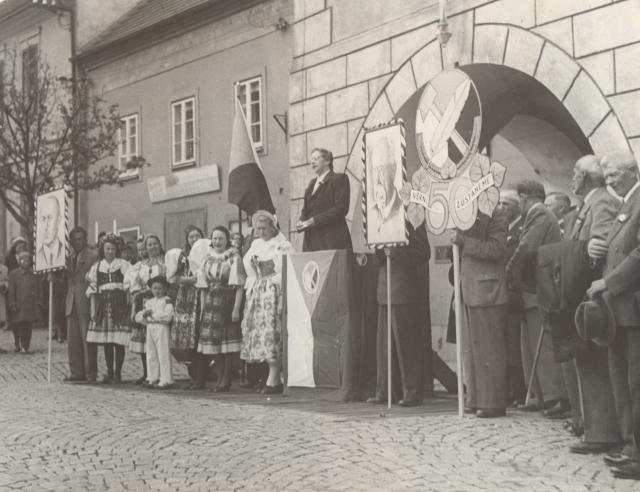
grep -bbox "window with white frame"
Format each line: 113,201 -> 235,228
118,114 -> 139,177
21,44 -> 38,95
236,76 -> 263,149
172,97 -> 196,167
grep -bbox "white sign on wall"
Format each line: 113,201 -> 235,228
147,164 -> 220,203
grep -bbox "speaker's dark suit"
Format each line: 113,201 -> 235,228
300,171 -> 352,252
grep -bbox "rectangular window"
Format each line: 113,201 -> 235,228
21,44 -> 38,94
118,114 -> 139,178
171,97 -> 196,168
236,76 -> 263,149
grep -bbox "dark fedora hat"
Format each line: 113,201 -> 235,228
147,275 -> 170,289
510,249 -> 537,295
574,292 -> 616,347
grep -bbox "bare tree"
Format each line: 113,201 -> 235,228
0,52 -> 146,242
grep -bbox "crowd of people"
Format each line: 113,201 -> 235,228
1,145 -> 639,479
452,150 -> 640,480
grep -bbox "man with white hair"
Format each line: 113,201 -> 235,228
587,150 -> 640,479
369,136 -> 403,242
566,155 -> 621,456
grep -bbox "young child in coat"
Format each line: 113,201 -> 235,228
8,251 -> 41,353
134,275 -> 174,389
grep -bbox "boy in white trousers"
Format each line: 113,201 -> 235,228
135,276 -> 174,389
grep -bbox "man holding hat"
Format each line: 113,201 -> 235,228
587,151 -> 640,480
567,155 -> 621,455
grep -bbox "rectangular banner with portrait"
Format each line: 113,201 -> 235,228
34,188 -> 69,273
362,120 -> 409,248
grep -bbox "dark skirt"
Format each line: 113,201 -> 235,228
129,291 -> 151,353
171,283 -> 200,351
87,289 -> 131,346
198,286 -> 241,355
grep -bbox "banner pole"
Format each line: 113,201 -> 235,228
452,244 -> 464,417
385,247 -> 392,410
47,273 -> 53,383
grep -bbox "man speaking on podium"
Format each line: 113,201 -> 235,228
296,148 -> 353,252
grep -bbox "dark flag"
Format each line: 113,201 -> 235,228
228,98 -> 275,214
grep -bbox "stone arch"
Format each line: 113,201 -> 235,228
344,23 -> 630,223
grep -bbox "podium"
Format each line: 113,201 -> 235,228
282,250 -> 378,401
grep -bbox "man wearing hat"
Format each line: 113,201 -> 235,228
567,155 -> 622,455
587,151 -> 640,479
506,180 -> 565,411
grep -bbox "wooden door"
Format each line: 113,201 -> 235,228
164,208 -> 207,250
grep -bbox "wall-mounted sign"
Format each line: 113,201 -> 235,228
147,164 -> 220,203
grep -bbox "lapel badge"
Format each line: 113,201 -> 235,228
618,213 -> 628,223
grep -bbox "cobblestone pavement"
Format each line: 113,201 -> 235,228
0,328 -> 637,491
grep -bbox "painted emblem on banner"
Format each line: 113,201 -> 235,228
302,260 -> 320,295
401,69 -> 506,235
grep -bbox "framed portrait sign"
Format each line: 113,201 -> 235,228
34,187 -> 69,273
362,120 -> 409,249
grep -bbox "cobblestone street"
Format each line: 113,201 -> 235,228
0,328 -> 636,491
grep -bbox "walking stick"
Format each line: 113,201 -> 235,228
525,320 -> 546,407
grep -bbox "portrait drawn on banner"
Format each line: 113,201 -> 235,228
363,121 -> 409,248
34,188 -> 68,273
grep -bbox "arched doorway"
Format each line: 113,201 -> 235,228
346,24 -> 631,362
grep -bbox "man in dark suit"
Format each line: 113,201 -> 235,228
499,190 -> 526,406
506,180 -> 565,410
451,207 -> 509,418
296,148 -> 352,252
587,151 -> 640,479
367,223 -> 429,407
566,155 -> 622,455
64,227 -> 98,382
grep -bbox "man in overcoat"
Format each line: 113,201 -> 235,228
507,180 -> 565,409
64,227 -> 98,382
451,206 -> 509,417
296,148 -> 352,252
567,155 -> 622,455
587,151 -> 640,480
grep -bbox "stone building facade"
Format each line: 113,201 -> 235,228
287,0 -> 640,360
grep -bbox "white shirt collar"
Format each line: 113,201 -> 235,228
623,181 -> 640,203
316,169 -> 331,184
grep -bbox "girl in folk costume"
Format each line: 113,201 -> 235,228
126,234 -> 166,385
85,234 -> 131,384
241,211 -> 292,394
166,226 -> 204,387
194,226 -> 246,391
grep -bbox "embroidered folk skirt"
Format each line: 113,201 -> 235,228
170,283 -> 200,351
240,275 -> 281,363
86,289 -> 131,346
198,286 -> 241,355
129,291 -> 152,354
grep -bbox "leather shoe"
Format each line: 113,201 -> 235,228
63,376 -> 86,382
604,452 -> 632,467
398,399 -> 420,407
570,441 -> 619,455
262,384 -> 283,395
611,462 -> 640,479
476,408 -> 506,418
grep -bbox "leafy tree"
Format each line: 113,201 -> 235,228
0,53 -> 146,243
